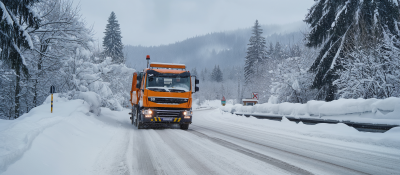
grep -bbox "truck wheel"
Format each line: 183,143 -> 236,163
132,106 -> 138,126
137,112 -> 143,129
180,124 -> 189,130
133,107 -> 138,126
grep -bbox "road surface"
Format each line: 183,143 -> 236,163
93,109 -> 400,175
2,108 -> 399,175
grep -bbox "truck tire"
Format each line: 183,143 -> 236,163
137,112 -> 143,129
133,107 -> 138,126
131,107 -> 136,125
180,124 -> 189,130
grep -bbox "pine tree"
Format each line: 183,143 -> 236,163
268,42 -> 274,58
274,42 -> 282,59
203,68 -> 208,82
0,0 -> 41,118
191,68 -> 198,76
244,20 -> 267,87
210,65 -> 223,82
215,65 -> 223,82
103,12 -> 124,64
305,0 -> 400,101
211,65 -> 217,82
333,14 -> 400,99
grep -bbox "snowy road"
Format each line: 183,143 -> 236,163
2,103 -> 400,175
116,109 -> 400,175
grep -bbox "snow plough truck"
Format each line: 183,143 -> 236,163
129,55 -> 199,130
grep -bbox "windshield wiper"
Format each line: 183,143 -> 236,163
147,87 -> 168,92
169,89 -> 186,93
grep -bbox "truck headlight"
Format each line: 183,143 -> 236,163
143,109 -> 153,115
184,116 -> 191,119
183,110 -> 192,116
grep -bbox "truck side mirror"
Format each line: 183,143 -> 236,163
195,79 -> 199,92
191,76 -> 198,93
136,80 -> 140,88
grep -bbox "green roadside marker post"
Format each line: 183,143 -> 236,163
50,85 -> 55,113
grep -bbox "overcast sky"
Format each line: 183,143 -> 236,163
74,0 -> 315,46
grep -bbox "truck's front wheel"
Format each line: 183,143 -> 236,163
131,106 -> 137,125
136,111 -> 143,129
180,124 -> 189,130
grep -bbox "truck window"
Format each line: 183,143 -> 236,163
146,75 -> 190,92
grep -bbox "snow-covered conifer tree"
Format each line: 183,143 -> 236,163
210,65 -> 223,83
274,42 -> 283,59
333,14 -> 400,99
0,0 -> 41,118
268,43 -> 274,58
215,65 -> 223,82
244,20 -> 267,89
305,0 -> 400,101
103,12 -> 124,64
191,68 -> 198,76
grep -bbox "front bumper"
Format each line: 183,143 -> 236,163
141,109 -> 192,124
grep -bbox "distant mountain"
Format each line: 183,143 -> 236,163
124,21 -> 308,71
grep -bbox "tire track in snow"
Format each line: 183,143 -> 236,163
156,130 -> 217,175
153,128 -> 288,175
133,130 -> 157,175
134,129 -> 197,175
187,129 -> 314,175
192,125 -> 374,175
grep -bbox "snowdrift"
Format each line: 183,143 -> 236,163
0,94 -> 130,174
220,98 -> 400,124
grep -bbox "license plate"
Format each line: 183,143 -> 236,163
162,118 -> 173,121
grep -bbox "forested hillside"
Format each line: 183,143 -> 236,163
124,22 -> 306,70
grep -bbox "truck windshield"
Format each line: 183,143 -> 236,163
146,75 -> 190,92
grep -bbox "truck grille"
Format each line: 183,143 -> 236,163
148,97 -> 188,104
156,110 -> 181,117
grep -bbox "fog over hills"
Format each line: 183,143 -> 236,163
124,21 -> 308,71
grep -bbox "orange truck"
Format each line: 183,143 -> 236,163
129,55 -> 199,129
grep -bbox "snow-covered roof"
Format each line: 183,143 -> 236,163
151,62 -> 185,66
242,99 -> 258,102
150,62 -> 186,69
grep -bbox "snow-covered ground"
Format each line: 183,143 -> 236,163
220,98 -> 400,125
1,97 -> 400,174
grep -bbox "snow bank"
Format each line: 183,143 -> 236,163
194,99 -> 235,110
75,92 -> 102,116
44,92 -> 102,115
0,98 -> 93,173
221,98 -> 400,123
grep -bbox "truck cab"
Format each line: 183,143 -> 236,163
130,61 -> 199,130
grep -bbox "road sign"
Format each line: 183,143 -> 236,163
221,96 -> 226,106
50,85 -> 56,93
252,93 -> 259,100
